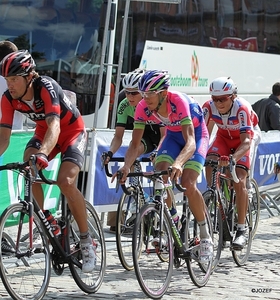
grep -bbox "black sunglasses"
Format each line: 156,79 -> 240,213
124,90 -> 139,96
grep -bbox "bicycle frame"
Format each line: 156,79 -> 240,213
17,166 -> 82,269
207,162 -> 236,243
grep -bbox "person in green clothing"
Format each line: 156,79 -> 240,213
103,69 -> 165,232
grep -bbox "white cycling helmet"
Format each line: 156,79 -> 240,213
209,77 -> 235,96
122,69 -> 145,89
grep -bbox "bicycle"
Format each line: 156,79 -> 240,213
116,168 -> 213,299
103,156 -> 153,271
0,155 -> 106,300
203,155 -> 253,270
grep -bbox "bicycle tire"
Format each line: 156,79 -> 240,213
132,203 -> 173,299
67,201 -> 106,293
203,189 -> 223,271
116,191 -> 139,271
249,178 -> 260,238
0,203 -> 51,300
232,200 -> 253,266
185,206 -> 213,287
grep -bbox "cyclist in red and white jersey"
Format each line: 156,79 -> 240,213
0,50 -> 95,273
203,76 -> 254,250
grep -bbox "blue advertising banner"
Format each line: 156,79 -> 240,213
86,129 -> 280,212
253,131 -> 280,192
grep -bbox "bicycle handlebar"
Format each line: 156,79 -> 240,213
205,155 -> 239,183
103,157 -> 152,178
116,168 -> 186,195
0,155 -> 56,185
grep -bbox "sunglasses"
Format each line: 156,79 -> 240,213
124,90 -> 139,96
212,95 -> 232,103
139,90 -> 162,98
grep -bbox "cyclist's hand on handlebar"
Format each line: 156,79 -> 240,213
111,165 -> 130,183
169,163 -> 183,183
101,151 -> 113,165
219,155 -> 230,167
34,153 -> 48,170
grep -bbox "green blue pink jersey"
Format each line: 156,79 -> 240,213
134,91 -> 209,172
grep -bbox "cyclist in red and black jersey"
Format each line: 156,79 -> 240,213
0,50 -> 95,273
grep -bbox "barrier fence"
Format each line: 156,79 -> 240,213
86,129 -> 280,213
1,129 -> 280,217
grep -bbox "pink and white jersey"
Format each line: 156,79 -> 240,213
134,91 -> 192,132
203,98 -> 253,140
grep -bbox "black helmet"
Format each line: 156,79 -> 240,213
0,50 -> 36,77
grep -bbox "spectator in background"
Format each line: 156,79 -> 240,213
252,82 -> 280,131
0,40 -> 23,130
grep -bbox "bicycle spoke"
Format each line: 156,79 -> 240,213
116,192 -> 138,271
68,201 -> 106,294
132,204 -> 173,299
0,203 -> 51,300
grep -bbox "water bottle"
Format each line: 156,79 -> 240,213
44,210 -> 61,236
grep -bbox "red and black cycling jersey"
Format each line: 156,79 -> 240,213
0,75 -> 85,134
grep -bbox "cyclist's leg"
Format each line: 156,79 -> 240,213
232,157 -> 250,249
155,130 -> 182,214
58,130 -> 96,273
182,158 -> 213,261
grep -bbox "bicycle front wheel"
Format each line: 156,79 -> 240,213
249,178 -> 260,238
185,206 -> 213,287
132,203 -> 173,299
232,201 -> 253,266
116,191 -> 139,271
67,201 -> 106,293
203,189 -> 223,271
0,203 -> 51,300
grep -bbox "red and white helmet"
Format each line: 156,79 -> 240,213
209,77 -> 235,96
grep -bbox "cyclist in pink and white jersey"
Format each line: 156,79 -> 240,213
113,70 -> 213,262
203,76 -> 254,250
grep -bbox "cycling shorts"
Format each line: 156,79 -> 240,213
155,130 -> 206,174
25,129 -> 87,169
208,135 -> 250,170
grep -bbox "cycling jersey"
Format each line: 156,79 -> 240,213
203,97 -> 253,169
134,91 -> 209,173
0,76 -> 86,167
203,97 -> 253,139
117,97 -> 162,153
134,91 -> 192,132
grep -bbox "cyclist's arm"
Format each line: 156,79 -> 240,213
38,115 -> 60,156
232,131 -> 251,162
156,126 -> 166,150
207,119 -> 216,136
109,126 -> 125,154
0,127 -> 11,156
111,123 -> 145,183
124,126 -> 144,168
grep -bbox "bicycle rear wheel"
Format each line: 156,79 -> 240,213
203,189 -> 223,271
67,201 -> 106,293
0,203 -> 51,300
132,203 -> 173,299
249,178 -> 260,238
185,206 -> 213,287
232,202 -> 253,266
116,190 -> 139,271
